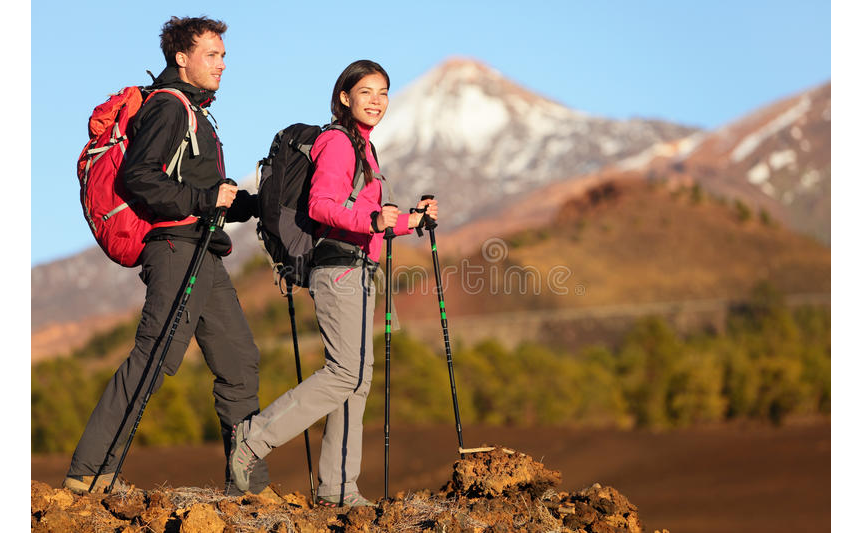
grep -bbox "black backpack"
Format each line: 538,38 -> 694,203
256,123 -> 372,288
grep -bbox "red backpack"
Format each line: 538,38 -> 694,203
77,86 -> 199,267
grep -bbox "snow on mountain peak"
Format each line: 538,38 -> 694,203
730,95 -> 812,163
374,56 -> 582,156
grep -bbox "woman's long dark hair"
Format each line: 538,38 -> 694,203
330,60 -> 390,184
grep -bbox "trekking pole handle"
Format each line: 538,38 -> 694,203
420,194 -> 437,233
410,194 -> 436,237
213,178 -> 237,228
383,203 -> 397,239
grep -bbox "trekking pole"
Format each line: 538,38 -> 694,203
382,203 -> 397,500
98,179 -> 235,494
413,194 -> 465,459
286,289 -> 316,502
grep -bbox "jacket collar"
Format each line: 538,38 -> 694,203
357,122 -> 374,141
149,66 -> 217,108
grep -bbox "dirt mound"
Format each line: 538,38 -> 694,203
31,447 -> 653,532
449,446 -> 562,498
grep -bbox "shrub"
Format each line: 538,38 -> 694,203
617,316 -> 683,428
690,183 -> 703,205
665,349 -> 726,426
733,199 -> 752,222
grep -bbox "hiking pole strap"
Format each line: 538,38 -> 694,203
409,203 -> 426,238
410,194 -> 437,238
420,194 -> 438,232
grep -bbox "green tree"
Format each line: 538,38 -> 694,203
31,358 -> 103,453
137,374 -> 204,446
795,307 -> 831,413
572,346 -> 630,427
719,340 -> 759,419
733,199 -> 752,222
617,316 -> 683,428
512,342 -> 581,425
665,349 -> 726,426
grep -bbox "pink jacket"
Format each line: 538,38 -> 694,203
308,123 -> 411,262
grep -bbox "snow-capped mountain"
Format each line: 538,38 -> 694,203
374,58 -> 698,224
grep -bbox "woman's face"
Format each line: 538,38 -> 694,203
340,72 -> 389,127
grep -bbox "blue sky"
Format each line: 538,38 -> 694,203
28,0 -> 831,267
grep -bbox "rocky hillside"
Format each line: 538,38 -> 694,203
618,82 -> 831,243
31,448 -> 653,533
394,177 -> 830,312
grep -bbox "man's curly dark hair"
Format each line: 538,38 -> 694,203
160,16 -> 227,67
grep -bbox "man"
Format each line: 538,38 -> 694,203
63,16 -> 271,496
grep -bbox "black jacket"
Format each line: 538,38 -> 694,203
123,66 -> 256,254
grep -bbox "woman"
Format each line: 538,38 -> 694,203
229,60 -> 437,506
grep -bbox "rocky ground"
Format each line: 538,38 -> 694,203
31,447 -> 663,533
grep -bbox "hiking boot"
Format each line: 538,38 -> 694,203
316,492 -> 375,508
229,422 -> 259,493
62,473 -> 128,494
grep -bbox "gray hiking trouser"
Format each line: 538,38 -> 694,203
67,239 -> 270,493
242,263 -> 376,500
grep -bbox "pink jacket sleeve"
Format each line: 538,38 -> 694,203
394,213 -> 411,236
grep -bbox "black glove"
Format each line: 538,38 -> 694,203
226,190 -> 259,223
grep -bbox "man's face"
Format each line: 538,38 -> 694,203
176,31 -> 225,91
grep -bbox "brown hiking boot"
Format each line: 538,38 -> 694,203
62,473 -> 130,494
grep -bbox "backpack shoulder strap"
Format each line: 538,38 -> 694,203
144,88 -> 199,182
370,141 -> 379,167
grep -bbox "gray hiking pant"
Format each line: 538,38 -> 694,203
67,239 -> 270,494
242,263 -> 376,500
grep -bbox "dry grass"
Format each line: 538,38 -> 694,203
166,485 -> 229,508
